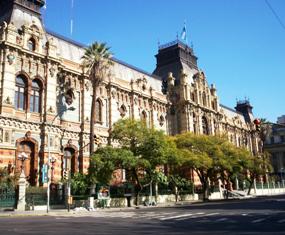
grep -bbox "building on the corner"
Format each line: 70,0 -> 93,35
264,115 -> 285,180
0,0 -> 261,186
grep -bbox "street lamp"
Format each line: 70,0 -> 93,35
46,106 -> 75,213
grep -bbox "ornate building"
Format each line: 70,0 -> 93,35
264,116 -> 285,179
0,0 -> 260,185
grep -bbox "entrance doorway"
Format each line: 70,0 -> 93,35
63,147 -> 78,176
16,141 -> 37,186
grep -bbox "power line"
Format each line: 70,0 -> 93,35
264,0 -> 285,31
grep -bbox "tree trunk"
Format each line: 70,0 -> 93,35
202,180 -> 209,201
89,81 -> 97,156
135,190 -> 140,206
247,180 -> 254,195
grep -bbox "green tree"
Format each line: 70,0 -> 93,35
70,173 -> 89,195
0,167 -> 18,188
218,143 -> 252,198
81,42 -> 113,155
175,133 -> 230,201
111,118 -> 174,205
168,175 -> 193,202
241,151 -> 272,195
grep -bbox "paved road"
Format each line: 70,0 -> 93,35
1,195 -> 285,235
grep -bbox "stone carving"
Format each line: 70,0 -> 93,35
7,52 -> 15,65
48,106 -> 55,113
25,131 -> 32,139
111,89 -> 116,99
85,81 -> 90,91
49,66 -> 56,77
4,96 -> 12,105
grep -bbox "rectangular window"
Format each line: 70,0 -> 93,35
30,95 -> 34,112
19,92 -> 24,110
34,96 -> 39,113
15,91 -> 18,108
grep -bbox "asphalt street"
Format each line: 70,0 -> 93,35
1,195 -> 285,235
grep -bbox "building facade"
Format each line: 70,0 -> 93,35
264,115 -> 285,179
0,0 -> 260,186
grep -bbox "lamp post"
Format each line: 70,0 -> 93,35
46,106 -> 75,213
50,156 -> 56,183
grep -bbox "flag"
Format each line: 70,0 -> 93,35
43,0 -> 47,9
181,24 -> 187,41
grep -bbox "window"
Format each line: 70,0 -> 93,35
15,76 -> 27,110
30,79 -> 41,113
202,116 -> 209,135
95,99 -> 102,123
119,105 -> 127,117
159,115 -> 165,126
141,111 -> 147,125
27,38 -> 36,51
193,113 -> 197,134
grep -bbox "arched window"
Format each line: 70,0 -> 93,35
95,99 -> 102,123
30,79 -> 41,113
27,38 -> 36,51
159,115 -> 165,126
202,116 -> 209,135
15,76 -> 27,110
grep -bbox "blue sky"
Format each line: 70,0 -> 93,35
43,0 -> 285,122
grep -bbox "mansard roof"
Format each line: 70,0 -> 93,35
46,29 -> 163,91
220,104 -> 247,124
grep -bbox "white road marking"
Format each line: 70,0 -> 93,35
176,212 -> 219,221
204,212 -> 220,217
278,219 -> 285,223
159,213 -> 193,221
215,217 -> 228,222
251,218 -> 266,223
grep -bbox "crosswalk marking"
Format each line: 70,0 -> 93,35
159,213 -> 193,221
72,210 -> 284,225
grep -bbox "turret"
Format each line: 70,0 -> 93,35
235,100 -> 254,123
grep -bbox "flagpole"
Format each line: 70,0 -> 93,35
70,0 -> 74,36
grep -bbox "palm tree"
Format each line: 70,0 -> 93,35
81,42 -> 113,156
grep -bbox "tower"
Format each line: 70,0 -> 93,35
153,40 -> 198,85
0,0 -> 45,23
235,100 -> 254,123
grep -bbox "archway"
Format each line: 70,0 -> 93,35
63,143 -> 78,176
16,132 -> 39,186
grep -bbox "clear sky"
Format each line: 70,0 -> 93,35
43,0 -> 285,123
